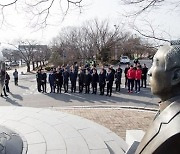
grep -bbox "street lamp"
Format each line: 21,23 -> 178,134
114,25 -> 118,60
63,50 -> 65,65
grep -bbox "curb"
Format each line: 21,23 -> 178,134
50,105 -> 158,112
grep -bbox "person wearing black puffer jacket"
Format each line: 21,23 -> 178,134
99,69 -> 106,95
115,68 -> 122,92
56,69 -> 63,93
78,69 -> 85,93
91,69 -> 99,94
63,68 -> 69,93
70,68 -> 77,93
84,70 -> 92,94
106,68 -> 114,97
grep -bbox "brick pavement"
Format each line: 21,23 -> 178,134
56,108 -> 156,140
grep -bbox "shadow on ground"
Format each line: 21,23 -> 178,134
44,86 -> 158,107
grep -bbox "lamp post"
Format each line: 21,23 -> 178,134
114,25 -> 118,60
63,50 -> 65,65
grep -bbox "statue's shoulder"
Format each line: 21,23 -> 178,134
135,102 -> 180,154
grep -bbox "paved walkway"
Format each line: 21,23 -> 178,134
0,106 -> 128,154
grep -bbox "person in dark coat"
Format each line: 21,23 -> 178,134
134,58 -> 139,65
74,64 -> 79,75
55,69 -> 63,93
49,69 -> 55,93
1,86 -> 8,97
141,64 -> 148,88
106,68 -> 114,97
99,69 -> 106,95
91,69 -> 99,94
102,66 -> 107,77
41,70 -> 47,93
5,72 -> 10,93
84,70 -> 92,94
63,68 -> 69,93
0,69 -> 7,97
13,69 -> 18,86
110,65 -> 116,76
115,67 -> 122,92
36,69 -> 42,92
124,64 -> 130,88
70,68 -> 77,93
78,69 -> 84,93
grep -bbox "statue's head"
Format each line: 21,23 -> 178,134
0,52 -> 5,94
148,40 -> 180,101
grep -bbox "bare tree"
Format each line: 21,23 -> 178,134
8,40 -> 42,72
0,0 -> 83,28
121,0 -> 180,16
83,19 -> 127,62
120,0 -> 180,43
50,19 -> 153,65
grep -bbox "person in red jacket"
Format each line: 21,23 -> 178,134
135,66 -> 142,93
127,65 -> 136,93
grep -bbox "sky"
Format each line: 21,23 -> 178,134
0,0 -> 179,48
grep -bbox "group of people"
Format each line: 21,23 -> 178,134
36,65 -> 122,96
36,62 -> 148,96
124,63 -> 148,93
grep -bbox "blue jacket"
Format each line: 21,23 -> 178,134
49,73 -> 55,85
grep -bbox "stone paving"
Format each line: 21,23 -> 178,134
54,107 -> 156,140
0,106 -> 130,154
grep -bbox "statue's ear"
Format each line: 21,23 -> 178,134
171,68 -> 180,86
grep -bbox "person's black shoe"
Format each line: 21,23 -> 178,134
1,94 -> 3,97
106,94 -> 108,96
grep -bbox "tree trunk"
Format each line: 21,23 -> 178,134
36,61 -> 38,68
27,62 -> 30,72
32,62 -> 35,70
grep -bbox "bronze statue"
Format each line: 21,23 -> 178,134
0,53 -> 5,95
135,40 -> 180,154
